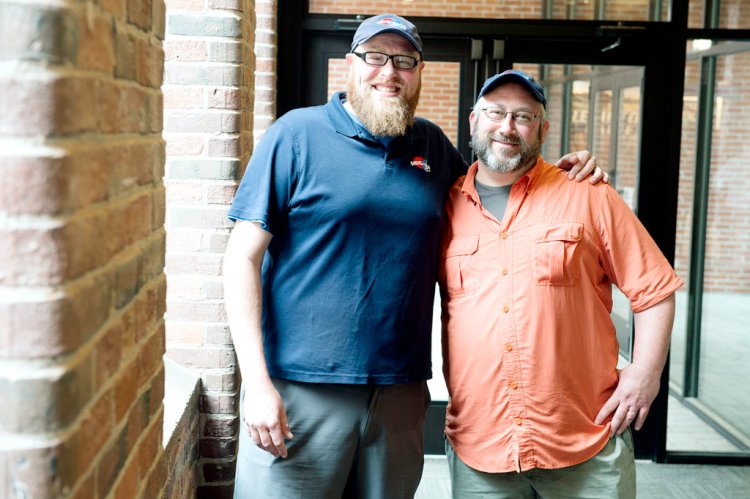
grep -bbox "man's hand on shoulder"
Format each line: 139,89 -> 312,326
556,150 -> 609,184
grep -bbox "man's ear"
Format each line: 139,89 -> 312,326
469,110 -> 477,135
541,119 -> 550,144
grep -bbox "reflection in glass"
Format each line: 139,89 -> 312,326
615,86 -> 641,210
695,50 -> 750,449
570,80 -> 590,152
592,89 -> 612,174
670,56 -> 700,396
689,0 -> 750,29
669,46 -> 750,453
544,82 -> 565,160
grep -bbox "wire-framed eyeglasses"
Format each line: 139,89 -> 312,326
352,51 -> 421,70
480,107 -> 541,126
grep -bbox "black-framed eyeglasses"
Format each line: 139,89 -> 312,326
352,51 -> 421,70
480,107 -> 541,126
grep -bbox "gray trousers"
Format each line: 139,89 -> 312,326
233,378 -> 430,499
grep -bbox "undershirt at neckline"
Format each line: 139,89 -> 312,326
474,178 -> 512,221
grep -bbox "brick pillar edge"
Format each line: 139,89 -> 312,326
0,0 -> 168,497
163,0 -> 255,497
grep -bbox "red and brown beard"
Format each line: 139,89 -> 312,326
347,75 -> 421,137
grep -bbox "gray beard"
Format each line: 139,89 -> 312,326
471,129 -> 542,174
347,80 -> 420,137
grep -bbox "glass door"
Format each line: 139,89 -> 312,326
668,41 -> 750,457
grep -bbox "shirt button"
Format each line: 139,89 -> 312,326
503,305 -> 510,313
510,381 -> 518,390
515,417 -> 523,426
500,232 -> 508,239
502,268 -> 508,275
505,343 -> 513,351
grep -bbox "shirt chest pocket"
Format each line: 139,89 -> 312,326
532,223 -> 583,286
442,235 -> 480,297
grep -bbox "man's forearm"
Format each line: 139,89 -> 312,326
223,221 -> 273,383
631,293 -> 676,377
595,293 -> 677,434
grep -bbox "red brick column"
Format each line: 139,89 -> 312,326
0,0 -> 168,497
162,0 -> 255,496
254,0 -> 277,143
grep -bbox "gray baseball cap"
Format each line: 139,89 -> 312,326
350,14 -> 423,54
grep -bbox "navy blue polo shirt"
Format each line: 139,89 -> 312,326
228,92 -> 467,384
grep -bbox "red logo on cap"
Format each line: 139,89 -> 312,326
377,17 -> 405,29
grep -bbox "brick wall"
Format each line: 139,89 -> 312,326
0,0 -> 169,497
254,0 -> 276,144
592,90 -> 613,173
702,51 -> 750,292
419,62 -> 461,145
308,0 -> 661,21
688,0 -> 750,28
719,0 -> 750,29
162,0 -> 255,496
674,51 -> 750,294
544,81 -> 565,159
309,0 -> 541,18
327,58 -> 348,100
615,87 -> 640,202
675,60 -> 700,282
569,80 -> 591,153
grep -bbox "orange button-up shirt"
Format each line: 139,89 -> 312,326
439,158 -> 683,473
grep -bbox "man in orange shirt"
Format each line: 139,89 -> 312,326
438,70 -> 683,498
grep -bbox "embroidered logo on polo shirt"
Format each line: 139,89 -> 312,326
411,156 -> 431,173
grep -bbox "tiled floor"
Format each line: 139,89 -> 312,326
668,291 -> 750,452
667,393 -> 739,452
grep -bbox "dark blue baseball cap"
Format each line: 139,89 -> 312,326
478,69 -> 547,108
350,14 -> 423,54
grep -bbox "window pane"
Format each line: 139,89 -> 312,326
696,49 -> 750,449
688,0 -> 705,28
670,57 -> 700,393
309,0 -> 669,21
543,81 -> 565,160
669,47 -> 750,453
615,86 -> 641,210
689,0 -> 750,29
592,89 -> 613,173
570,80 -> 590,152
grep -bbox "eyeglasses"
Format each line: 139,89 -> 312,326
352,51 -> 421,70
480,107 -> 541,126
